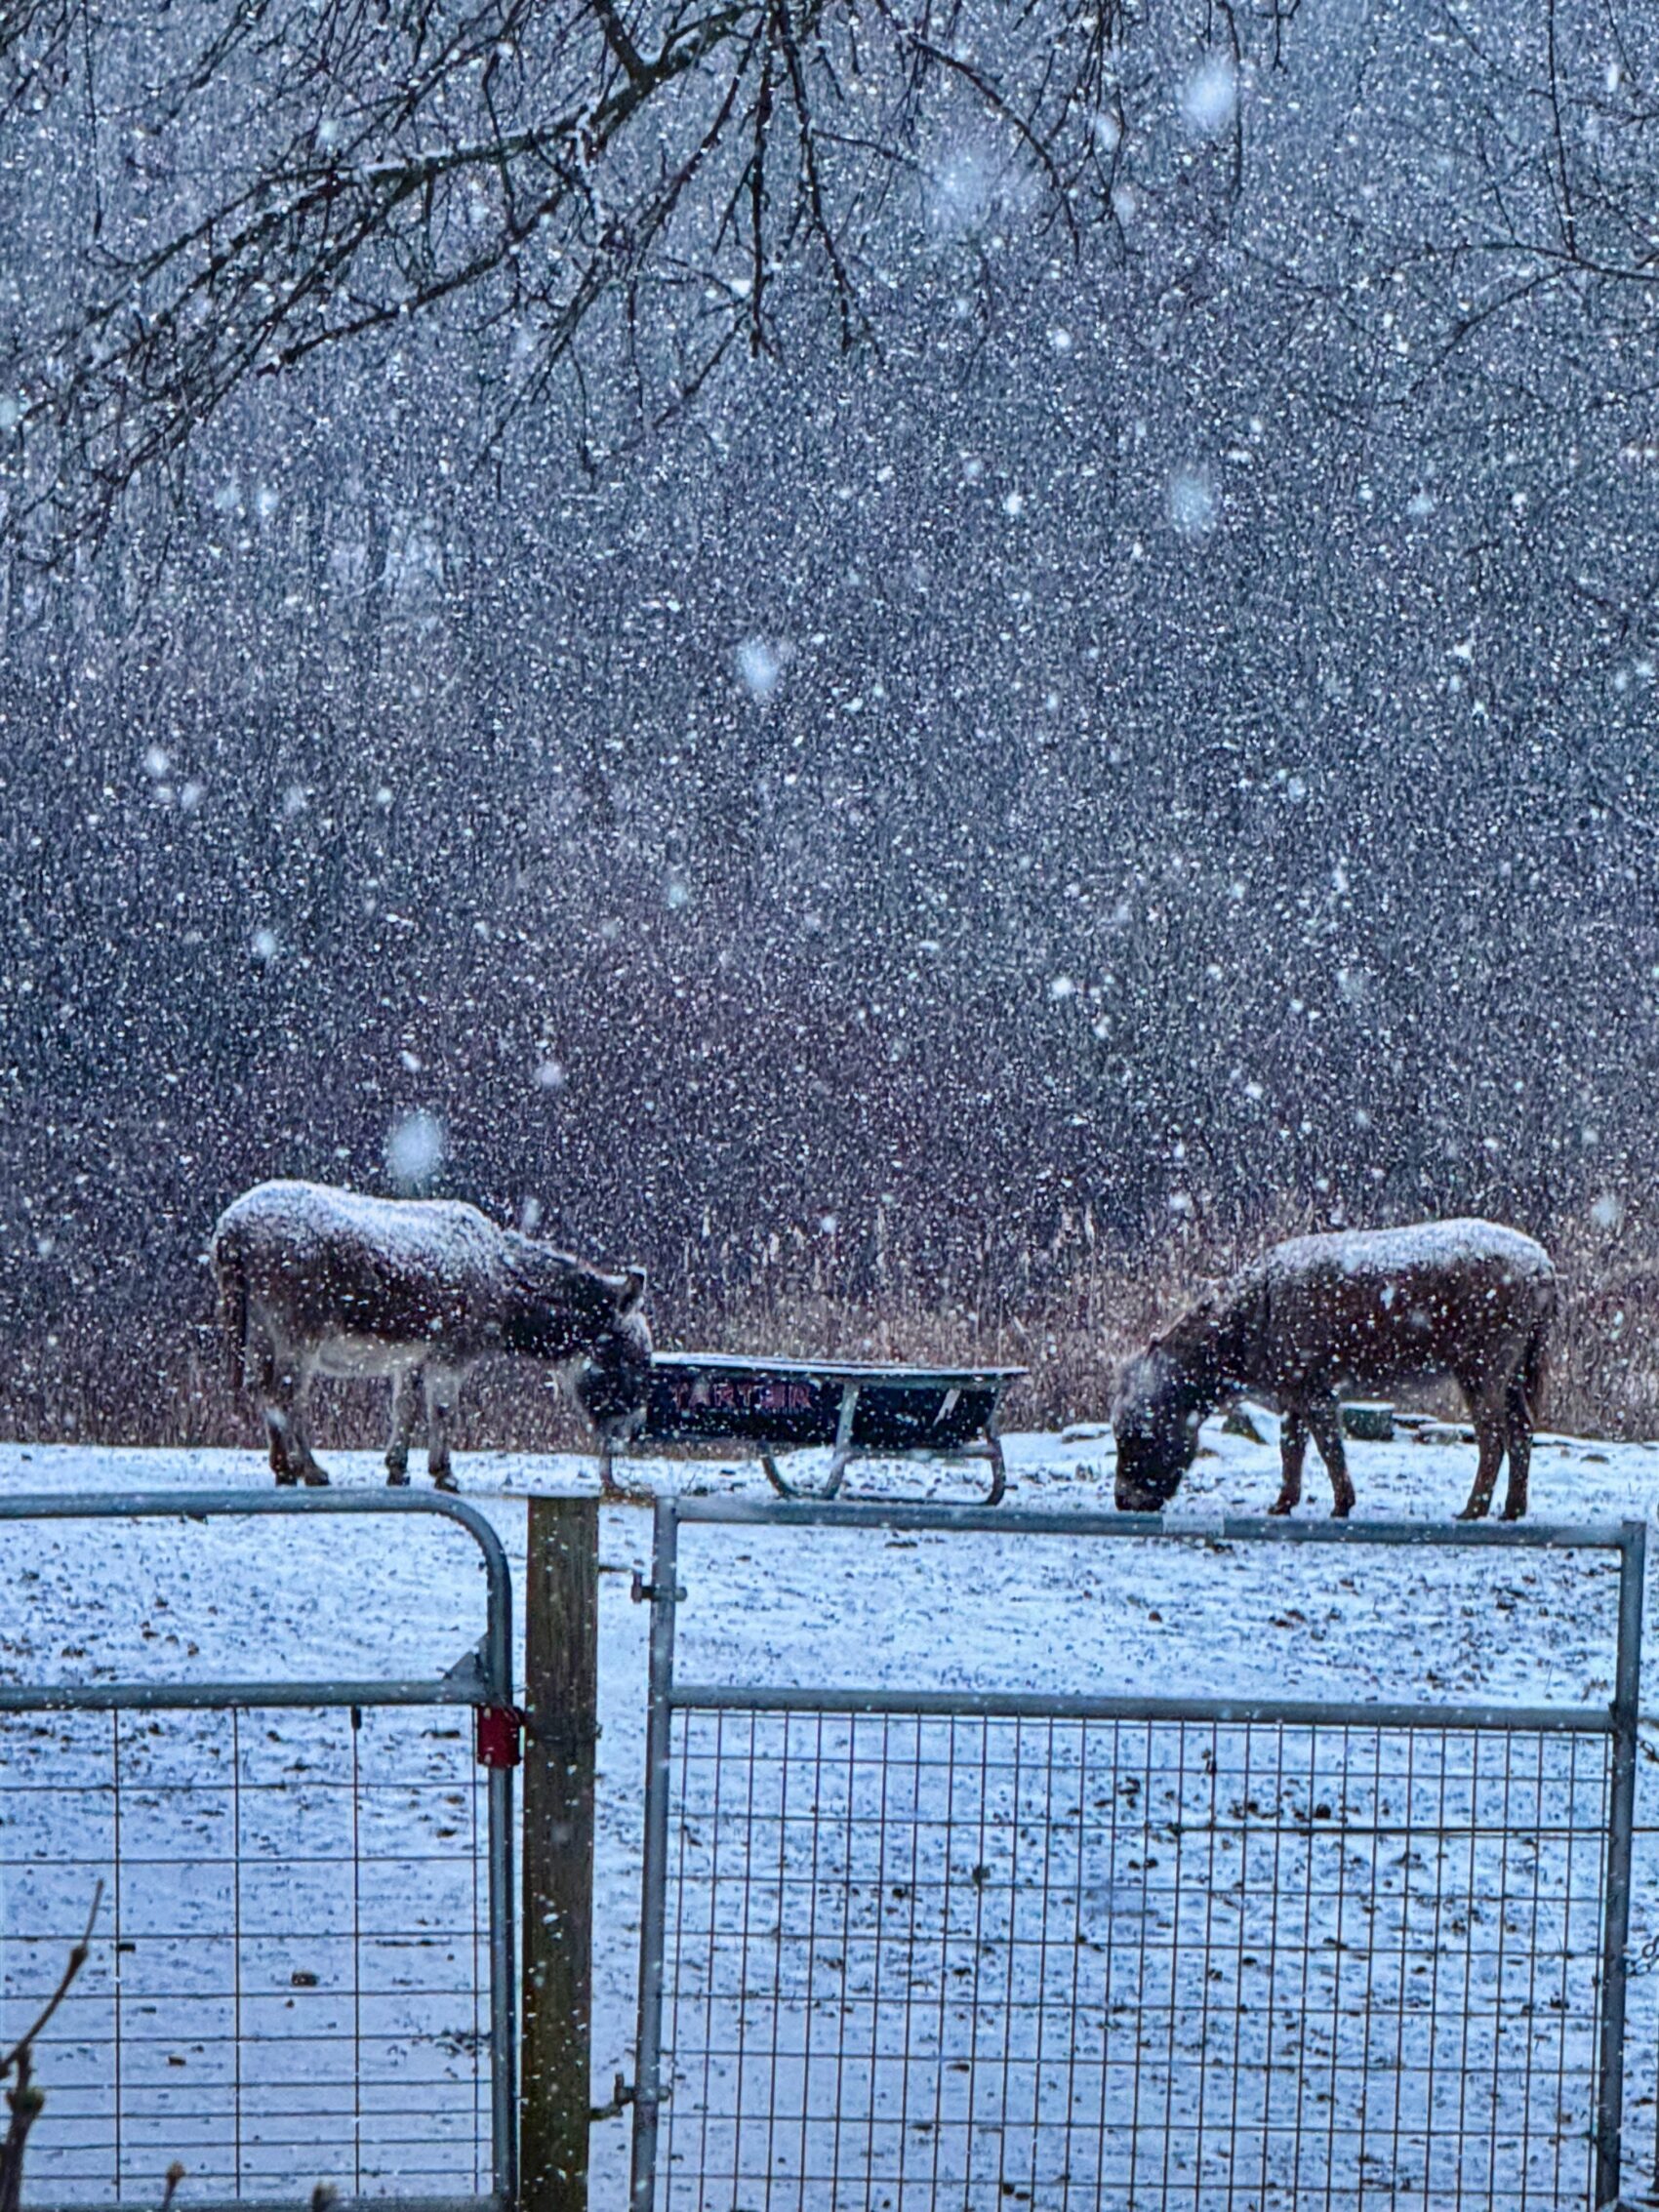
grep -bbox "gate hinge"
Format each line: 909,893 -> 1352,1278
474,1704 -> 525,1768
590,2072 -> 635,2122
630,1569 -> 686,1604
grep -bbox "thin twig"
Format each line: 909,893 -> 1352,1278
0,1881 -> 101,2078
0,1884 -> 102,2212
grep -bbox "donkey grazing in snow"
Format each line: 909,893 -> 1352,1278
213,1180 -> 652,1491
1112,1220 -> 1557,1520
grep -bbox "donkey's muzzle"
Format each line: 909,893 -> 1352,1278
1114,1475 -> 1176,1513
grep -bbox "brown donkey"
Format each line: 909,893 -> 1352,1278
1113,1220 -> 1557,1519
213,1180 -> 652,1490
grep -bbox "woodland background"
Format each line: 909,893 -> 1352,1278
2,0 -> 1657,1443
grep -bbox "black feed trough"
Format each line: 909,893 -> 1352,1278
602,1351 -> 1029,1503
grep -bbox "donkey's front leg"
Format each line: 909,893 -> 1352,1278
386,1365 -> 421,1486
424,1367 -> 461,1492
1305,1397 -> 1356,1518
1269,1404 -> 1308,1515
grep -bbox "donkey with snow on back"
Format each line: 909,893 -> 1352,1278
213,1180 -> 652,1493
1112,1220 -> 1557,1521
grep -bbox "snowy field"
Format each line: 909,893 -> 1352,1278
3,1420 -> 1659,2208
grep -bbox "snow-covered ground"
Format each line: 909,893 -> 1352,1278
3,1419 -> 1659,2207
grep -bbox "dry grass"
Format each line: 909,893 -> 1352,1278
3,1227 -> 1657,1452
1542,1232 -> 1659,1441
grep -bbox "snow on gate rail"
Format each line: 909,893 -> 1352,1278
0,1492 -> 519,2212
628,1501 -> 1646,2212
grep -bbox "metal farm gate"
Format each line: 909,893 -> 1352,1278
628,1499 -> 1645,2212
0,1492 -> 518,2212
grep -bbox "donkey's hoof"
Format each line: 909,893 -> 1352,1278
432,1471 -> 459,1494
303,1469 -> 332,1488
386,1468 -> 410,1488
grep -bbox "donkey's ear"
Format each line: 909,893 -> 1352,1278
617,1266 -> 647,1313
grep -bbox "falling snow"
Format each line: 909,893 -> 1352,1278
735,636 -> 787,700
384,1109 -> 446,1193
1180,52 -> 1238,140
1168,463 -> 1219,538
1,4 -> 1656,1565
4,11 -> 1659,2200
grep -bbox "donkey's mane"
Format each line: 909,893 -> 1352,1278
501,1231 -> 618,1308
1153,1288 -> 1244,1382
1156,1297 -> 1219,1354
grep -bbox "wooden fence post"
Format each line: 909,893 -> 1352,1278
520,1496 -> 598,2212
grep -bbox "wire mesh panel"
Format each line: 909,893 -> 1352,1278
0,1703 -> 493,2204
0,1489 -> 518,2212
630,1503 -> 1645,2212
651,1704 -> 1610,2211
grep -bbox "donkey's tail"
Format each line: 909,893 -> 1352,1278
213,1225 -> 250,1396
1517,1277 -> 1556,1431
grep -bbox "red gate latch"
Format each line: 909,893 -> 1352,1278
474,1705 -> 524,1768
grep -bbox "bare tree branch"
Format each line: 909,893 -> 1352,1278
0,0 -> 1275,552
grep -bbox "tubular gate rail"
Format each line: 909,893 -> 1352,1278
0,1492 -> 519,2212
629,1501 -> 1646,2212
